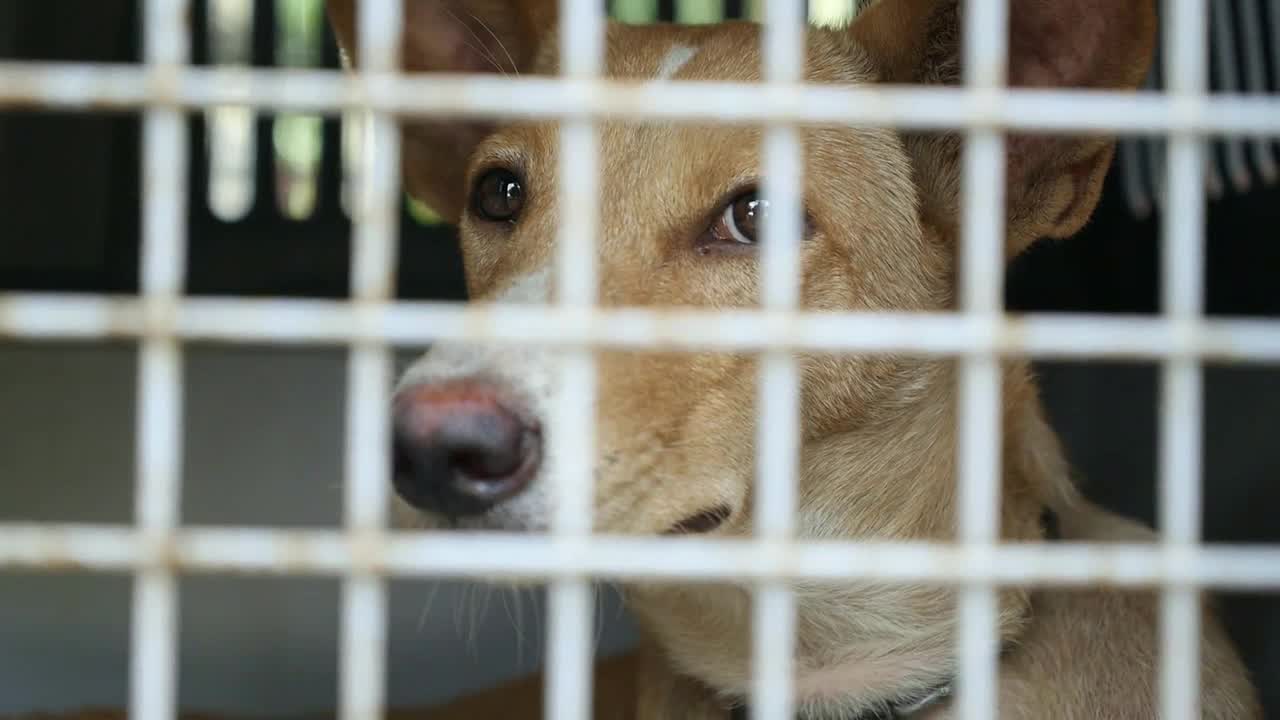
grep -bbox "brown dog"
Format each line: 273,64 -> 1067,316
326,1 -> 1263,717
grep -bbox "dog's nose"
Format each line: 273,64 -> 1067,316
391,381 -> 540,517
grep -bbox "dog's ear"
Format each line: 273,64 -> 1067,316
326,1 -> 557,222
850,0 -> 1157,258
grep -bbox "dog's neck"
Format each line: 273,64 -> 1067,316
629,362 -> 1070,716
732,508 -> 1062,720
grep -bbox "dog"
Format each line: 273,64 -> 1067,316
326,1 -> 1263,717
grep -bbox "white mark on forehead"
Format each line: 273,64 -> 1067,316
655,44 -> 699,80
496,265 -> 553,304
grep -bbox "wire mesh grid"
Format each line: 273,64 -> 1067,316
2,1 -> 1280,719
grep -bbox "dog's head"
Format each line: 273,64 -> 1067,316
329,0 -> 1155,698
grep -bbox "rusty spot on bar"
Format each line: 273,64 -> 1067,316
35,534 -> 89,573
155,532 -> 182,573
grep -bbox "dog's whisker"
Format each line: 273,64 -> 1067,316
416,580 -> 445,633
440,6 -> 510,77
605,582 -> 627,622
469,12 -> 520,77
592,583 -> 605,657
463,37 -> 507,76
463,586 -> 477,658
452,583 -> 468,640
532,586 -> 546,648
500,585 -> 527,666
473,584 -> 496,656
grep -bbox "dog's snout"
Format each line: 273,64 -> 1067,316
392,381 -> 540,517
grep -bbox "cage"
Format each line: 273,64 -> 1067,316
1,1 -> 1279,719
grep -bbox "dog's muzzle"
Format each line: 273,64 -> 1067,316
391,379 -> 542,518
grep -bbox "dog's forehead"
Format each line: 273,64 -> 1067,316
587,23 -> 886,182
593,22 -> 875,85
556,22 -> 884,195
600,22 -> 760,82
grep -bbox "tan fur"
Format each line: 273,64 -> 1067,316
321,1 -> 1262,718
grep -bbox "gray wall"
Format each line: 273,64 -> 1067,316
0,343 -> 637,717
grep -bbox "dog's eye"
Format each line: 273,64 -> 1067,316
710,191 -> 767,245
700,190 -> 813,254
472,168 -> 524,222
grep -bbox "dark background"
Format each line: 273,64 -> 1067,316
1,1 -> 1276,716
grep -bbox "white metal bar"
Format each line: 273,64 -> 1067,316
339,4 -> 401,720
545,350 -> 598,720
958,131 -> 1007,316
133,2 -> 190,720
131,566 -> 178,720
5,65 -> 1280,134
339,573 -> 388,720
134,306 -> 184,519
546,2 -> 605,720
954,355 -> 1002,720
545,580 -> 595,720
751,584 -> 798,720
1160,356 -> 1204,543
131,342 -> 181,720
552,0 -> 604,521
1162,583 -> 1203,720
964,1 -> 1009,91
752,0 -> 807,714
956,0 -> 1009,716
6,525 -> 1280,589
350,111 -> 400,300
5,295 -> 1280,361
552,42 -> 602,534
757,139 -> 804,312
133,342 -> 183,531
752,349 -> 801,719
1161,1 -> 1210,717
340,345 -> 394,720
138,84 -> 190,293
142,0 -> 190,87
